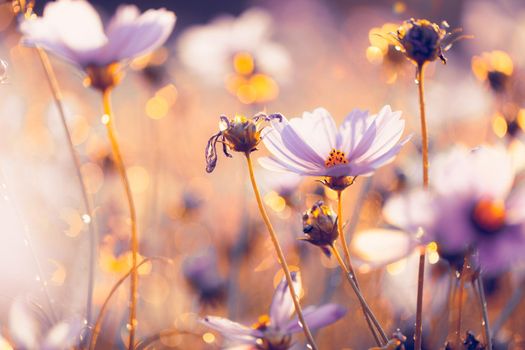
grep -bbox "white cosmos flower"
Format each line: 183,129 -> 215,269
177,7 -> 291,84
19,0 -> 176,68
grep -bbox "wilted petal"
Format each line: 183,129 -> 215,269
269,272 -> 301,330
284,304 -> 346,334
9,299 -> 40,349
201,316 -> 260,343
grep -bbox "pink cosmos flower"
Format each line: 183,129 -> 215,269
258,106 -> 410,178
19,0 -> 176,69
202,272 -> 346,349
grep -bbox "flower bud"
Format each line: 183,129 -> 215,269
301,201 -> 338,250
395,19 -> 447,66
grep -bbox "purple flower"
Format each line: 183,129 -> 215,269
202,272 -> 346,349
20,0 -> 175,90
183,251 -> 226,306
385,145 -> 525,275
258,106 -> 410,179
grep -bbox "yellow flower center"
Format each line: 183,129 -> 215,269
325,149 -> 348,168
472,198 -> 506,234
252,314 -> 271,331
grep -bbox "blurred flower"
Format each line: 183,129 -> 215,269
392,18 -> 459,67
202,272 -> 346,349
472,50 -> 514,93
367,23 -> 407,84
183,251 -> 226,306
301,200 -> 338,255
205,112 -> 283,173
177,8 -> 290,83
20,0 -> 176,91
5,298 -> 81,349
386,145 -> 525,275
177,8 -> 290,104
258,106 -> 410,190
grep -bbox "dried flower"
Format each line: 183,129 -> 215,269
301,201 -> 338,254
205,112 -> 282,173
202,272 -> 346,349
393,18 -> 463,67
20,0 -> 176,91
258,106 -> 410,190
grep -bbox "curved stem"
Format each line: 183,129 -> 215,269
474,275 -> 492,350
89,257 -> 171,350
101,90 -> 139,349
245,153 -> 318,350
414,63 -> 428,350
35,47 -> 97,326
330,245 -> 387,346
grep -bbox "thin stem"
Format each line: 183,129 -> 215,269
414,63 -> 428,350
102,90 -> 139,350
245,153 -> 318,350
89,257 -> 171,350
330,245 -> 388,346
336,190 -> 357,279
35,47 -> 97,326
492,279 -> 525,338
474,275 -> 492,350
455,272 -> 465,349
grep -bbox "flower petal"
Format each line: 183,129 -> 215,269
201,316 -> 260,343
9,299 -> 40,349
42,320 -> 82,350
269,271 -> 301,330
284,304 -> 346,334
100,6 -> 176,64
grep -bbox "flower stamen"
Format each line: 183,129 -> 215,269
325,149 -> 348,168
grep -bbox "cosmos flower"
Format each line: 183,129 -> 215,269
385,145 -> 525,274
4,298 -> 81,349
177,8 -> 291,84
202,272 -> 346,349
20,0 -> 176,90
258,106 -> 410,189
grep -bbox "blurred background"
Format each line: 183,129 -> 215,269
1,0 -> 525,348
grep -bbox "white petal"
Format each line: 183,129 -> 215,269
42,320 -> 82,350
9,299 -> 40,349
101,6 -> 176,64
383,190 -> 435,234
201,316 -> 259,343
288,108 -> 336,159
269,272 -> 302,330
351,228 -> 415,266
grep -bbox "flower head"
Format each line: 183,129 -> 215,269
202,272 -> 346,349
385,145 -> 525,275
258,106 -> 410,190
301,201 -> 338,254
392,18 -> 464,67
205,112 -> 283,173
472,50 -> 514,93
20,0 -> 176,91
